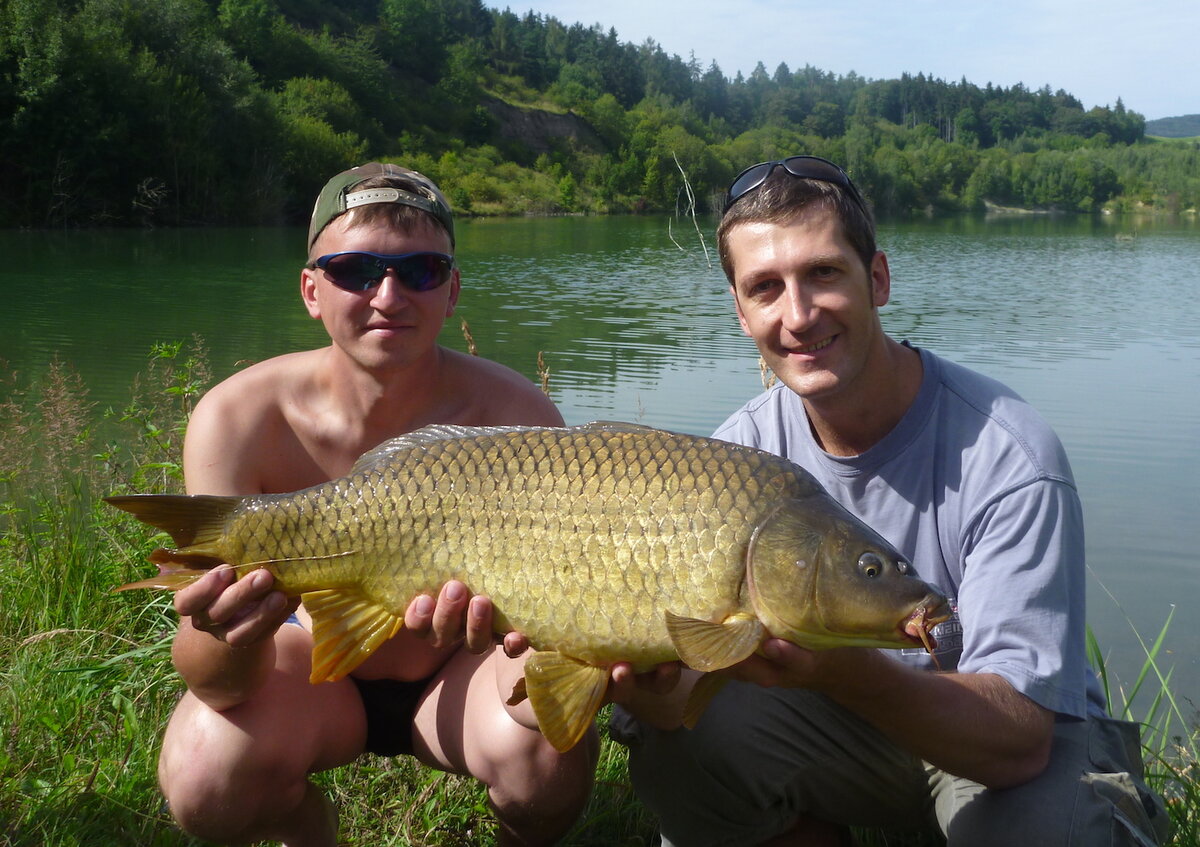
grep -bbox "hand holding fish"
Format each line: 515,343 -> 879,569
717,637 -> 838,689
402,579 -> 497,653
176,565 -> 299,648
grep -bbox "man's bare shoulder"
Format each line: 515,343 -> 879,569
196,349 -> 324,415
439,347 -> 563,426
185,350 -> 329,494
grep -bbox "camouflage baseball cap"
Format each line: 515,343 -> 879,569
307,162 -> 455,250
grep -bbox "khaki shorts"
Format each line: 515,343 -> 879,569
611,682 -> 1169,846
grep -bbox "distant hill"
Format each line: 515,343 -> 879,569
1146,114 -> 1200,137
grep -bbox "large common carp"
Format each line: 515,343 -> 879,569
108,422 -> 949,751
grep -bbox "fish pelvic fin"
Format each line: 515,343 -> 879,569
303,589 -> 404,683
665,610 -> 764,673
682,673 -> 730,729
522,651 -> 608,753
106,494 -> 241,591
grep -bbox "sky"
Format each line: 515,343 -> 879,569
506,0 -> 1199,120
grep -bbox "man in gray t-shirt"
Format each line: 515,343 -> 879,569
611,156 -> 1167,846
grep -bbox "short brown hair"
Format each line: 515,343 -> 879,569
716,168 -> 876,282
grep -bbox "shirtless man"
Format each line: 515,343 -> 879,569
156,162 -> 597,846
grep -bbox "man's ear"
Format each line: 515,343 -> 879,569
301,267 -> 321,319
870,251 -> 891,308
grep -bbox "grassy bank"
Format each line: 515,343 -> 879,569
0,348 -> 1194,845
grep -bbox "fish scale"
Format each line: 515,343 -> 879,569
107,421 -> 949,752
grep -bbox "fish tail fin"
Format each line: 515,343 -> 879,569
106,494 -> 241,591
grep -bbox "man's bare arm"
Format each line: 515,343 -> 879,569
728,640 -> 1054,789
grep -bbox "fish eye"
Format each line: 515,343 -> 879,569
858,552 -> 884,578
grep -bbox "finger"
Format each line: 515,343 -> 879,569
646,661 -> 682,695
428,580 -> 470,648
196,568 -> 277,629
464,595 -> 494,654
220,591 -> 297,648
403,593 -> 436,635
502,631 -> 530,659
606,662 -> 636,704
173,565 -> 235,617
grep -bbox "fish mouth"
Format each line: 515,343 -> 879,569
899,595 -> 952,651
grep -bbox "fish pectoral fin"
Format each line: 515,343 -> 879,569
665,611 -> 764,672
682,673 -> 729,729
302,589 -> 403,684
522,651 -> 608,753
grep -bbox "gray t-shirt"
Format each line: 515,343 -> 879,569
712,345 -> 1107,719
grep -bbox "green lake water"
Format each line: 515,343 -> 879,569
2,213 -> 1197,707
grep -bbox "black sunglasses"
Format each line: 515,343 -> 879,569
310,250 -> 454,292
722,155 -> 868,216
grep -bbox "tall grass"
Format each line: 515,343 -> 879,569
0,348 -> 1194,845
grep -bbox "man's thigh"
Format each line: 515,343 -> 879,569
616,682 -> 934,847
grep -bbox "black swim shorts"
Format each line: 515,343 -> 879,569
351,676 -> 434,757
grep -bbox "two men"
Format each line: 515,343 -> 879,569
613,155 -> 1168,846
157,163 -> 596,846
158,155 -> 1166,846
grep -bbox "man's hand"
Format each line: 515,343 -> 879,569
175,565 -> 299,648
718,638 -> 823,687
403,580 -> 495,653
606,661 -> 683,704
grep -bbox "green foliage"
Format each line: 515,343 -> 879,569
1,0 -> 1194,227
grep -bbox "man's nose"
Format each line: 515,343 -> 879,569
370,271 -> 409,307
780,282 -> 819,332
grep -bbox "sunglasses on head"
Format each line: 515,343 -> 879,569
310,250 -> 454,292
722,155 -> 868,216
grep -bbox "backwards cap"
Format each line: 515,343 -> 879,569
308,162 -> 455,250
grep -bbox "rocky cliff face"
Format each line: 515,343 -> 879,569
482,97 -> 606,155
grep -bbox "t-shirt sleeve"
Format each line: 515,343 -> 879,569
954,478 -> 1092,718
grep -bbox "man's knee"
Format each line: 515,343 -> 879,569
158,699 -> 313,841
487,723 -> 598,810
481,725 -> 598,844
942,718 -> 1169,847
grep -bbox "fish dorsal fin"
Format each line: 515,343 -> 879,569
579,420 -> 660,434
302,589 -> 404,683
682,673 -> 730,729
346,424 -> 546,475
521,651 -> 609,752
347,421 -> 669,475
665,611 -> 765,673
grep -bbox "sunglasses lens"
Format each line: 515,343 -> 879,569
781,157 -> 853,193
395,254 -> 452,292
317,253 -> 452,292
724,163 -> 773,211
723,156 -> 866,216
320,254 -> 387,290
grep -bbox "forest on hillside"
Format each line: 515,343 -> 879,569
2,0 -> 1198,228
1146,114 -> 1200,138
